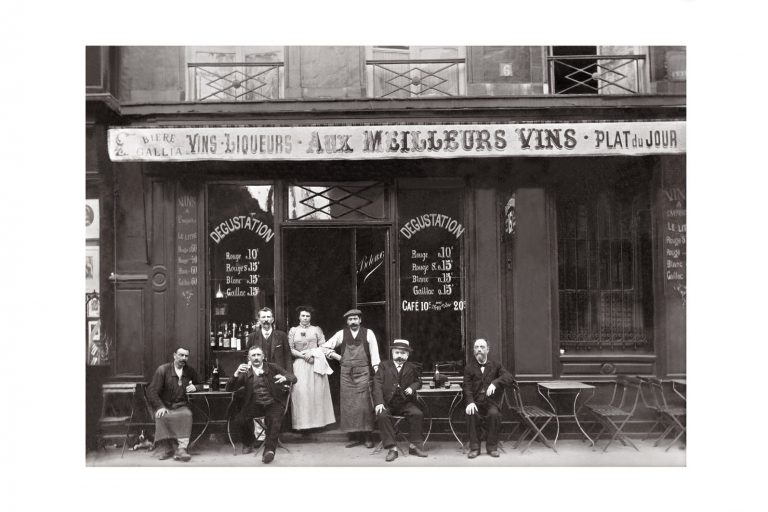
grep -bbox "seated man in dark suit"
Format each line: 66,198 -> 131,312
227,346 -> 297,464
463,338 -> 513,459
373,339 -> 427,462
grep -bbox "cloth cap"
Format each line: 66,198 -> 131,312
390,339 -> 412,352
343,309 -> 362,319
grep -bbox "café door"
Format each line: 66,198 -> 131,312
283,226 -> 389,417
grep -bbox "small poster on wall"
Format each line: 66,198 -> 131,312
86,245 -> 99,293
86,199 -> 99,240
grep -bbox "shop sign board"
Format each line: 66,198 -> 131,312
108,120 -> 685,162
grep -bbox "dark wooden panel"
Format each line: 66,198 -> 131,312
561,362 -> 656,376
512,187 -> 554,377
115,287 -> 146,378
470,186 -> 503,363
116,164 -> 149,267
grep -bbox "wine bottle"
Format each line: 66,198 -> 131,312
232,322 -> 239,350
434,364 -> 440,387
211,359 -> 220,391
216,328 -> 223,348
223,321 -> 230,349
210,329 -> 216,348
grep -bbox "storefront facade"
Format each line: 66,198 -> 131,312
86,46 -> 686,445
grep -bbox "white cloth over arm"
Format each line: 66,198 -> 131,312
310,347 -> 333,375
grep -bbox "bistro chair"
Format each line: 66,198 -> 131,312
640,377 -> 686,451
505,379 -> 558,453
585,376 -> 642,452
253,382 -> 294,456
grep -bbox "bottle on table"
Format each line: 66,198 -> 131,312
434,364 -> 440,388
211,359 -> 220,391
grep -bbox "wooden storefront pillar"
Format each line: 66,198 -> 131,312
512,187 -> 556,379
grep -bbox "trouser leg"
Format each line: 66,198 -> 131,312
467,412 -> 480,450
377,409 -> 397,449
236,410 -> 257,446
483,404 -> 500,451
400,403 -> 424,446
263,402 -> 283,453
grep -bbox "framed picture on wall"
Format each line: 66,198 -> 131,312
86,200 -> 99,239
87,294 -> 100,318
86,245 -> 99,293
88,320 -> 101,344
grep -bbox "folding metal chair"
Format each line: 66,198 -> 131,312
506,379 -> 558,453
371,394 -> 428,456
585,376 -> 642,452
253,382 -> 293,456
641,377 -> 686,451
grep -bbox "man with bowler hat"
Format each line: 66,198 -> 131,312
323,308 -> 380,448
373,339 -> 428,461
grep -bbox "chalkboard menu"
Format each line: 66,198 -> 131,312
208,185 -> 275,336
399,188 -> 465,370
176,193 -> 199,307
662,168 -> 686,301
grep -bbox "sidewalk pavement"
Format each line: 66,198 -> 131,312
86,434 -> 685,467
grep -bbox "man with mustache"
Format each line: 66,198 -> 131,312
247,307 -> 291,372
463,338 -> 514,459
323,309 -> 380,449
146,347 -> 203,462
373,339 -> 427,461
227,346 -> 297,464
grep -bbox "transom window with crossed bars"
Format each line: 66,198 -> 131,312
288,182 -> 387,221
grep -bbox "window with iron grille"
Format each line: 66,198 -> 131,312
186,46 -> 284,102
288,182 -> 387,221
365,46 -> 466,98
548,46 -> 646,95
556,169 -> 653,352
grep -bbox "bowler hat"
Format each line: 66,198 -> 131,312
390,339 -> 412,352
343,308 -> 362,318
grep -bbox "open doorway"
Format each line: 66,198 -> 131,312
283,227 -> 389,417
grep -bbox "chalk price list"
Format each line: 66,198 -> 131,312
222,248 -> 261,297
402,246 -> 465,313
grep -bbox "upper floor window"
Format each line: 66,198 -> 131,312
548,46 -> 647,95
365,46 -> 466,98
186,46 -> 284,102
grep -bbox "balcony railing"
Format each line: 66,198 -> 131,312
548,54 -> 646,94
187,62 -> 284,102
366,58 -> 465,98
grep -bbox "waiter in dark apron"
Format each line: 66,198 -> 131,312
323,309 -> 380,448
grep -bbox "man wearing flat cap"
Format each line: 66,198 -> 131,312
322,308 -> 380,448
373,339 -> 427,461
